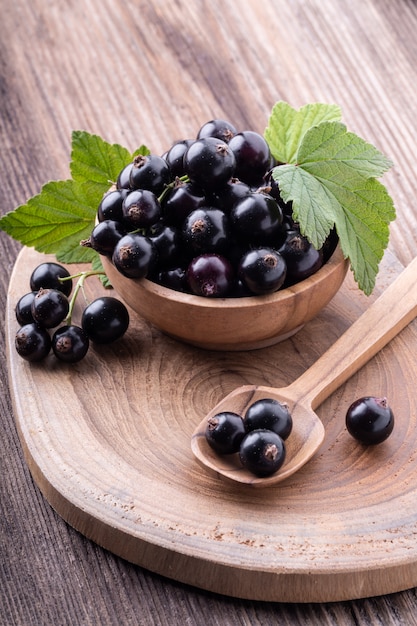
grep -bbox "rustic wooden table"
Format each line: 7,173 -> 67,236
2,0 -> 417,623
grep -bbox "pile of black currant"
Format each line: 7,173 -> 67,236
205,398 -> 293,477
84,119 -> 337,298
14,262 -> 129,363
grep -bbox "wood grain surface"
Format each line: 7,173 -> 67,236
2,0 -> 417,624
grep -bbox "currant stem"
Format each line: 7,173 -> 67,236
61,270 -> 106,325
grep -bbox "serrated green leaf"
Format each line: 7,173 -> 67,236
70,130 -> 133,193
132,144 -> 151,158
298,121 -> 393,179
264,101 -> 342,164
273,160 -> 395,295
0,179 -> 98,257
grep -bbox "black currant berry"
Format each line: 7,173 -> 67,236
229,131 -> 271,186
30,262 -> 73,297
122,189 -> 162,229
230,192 -> 284,246
164,139 -> 194,177
244,398 -> 293,440
117,162 -> 134,190
31,288 -> 70,328
112,233 -> 158,279
52,325 -> 90,363
186,254 -> 235,297
210,178 -> 251,213
182,208 -> 230,256
279,233 -> 323,284
81,297 -> 129,344
97,188 -> 128,222
205,411 -> 246,454
129,154 -> 172,195
183,137 -> 236,189
15,291 -> 37,325
161,180 -> 206,226
345,396 -> 394,445
82,219 -> 127,256
238,248 -> 287,295
239,429 -> 286,477
156,267 -> 188,292
148,222 -> 182,268
15,323 -> 51,362
196,119 -> 237,143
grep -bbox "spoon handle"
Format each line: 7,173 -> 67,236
288,256 -> 417,409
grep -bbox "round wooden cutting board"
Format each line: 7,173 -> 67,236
6,247 -> 417,603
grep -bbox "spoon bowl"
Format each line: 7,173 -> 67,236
191,256 -> 417,486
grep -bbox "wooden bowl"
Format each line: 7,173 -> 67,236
101,245 -> 349,351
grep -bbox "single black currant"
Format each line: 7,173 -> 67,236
186,253 -> 235,297
196,119 -> 237,143
129,154 -> 172,195
229,131 -> 271,186
238,248 -> 287,295
230,192 -> 284,246
15,323 -> 51,362
117,162 -> 134,190
205,411 -> 246,454
161,180 -> 206,226
81,297 -> 129,344
244,398 -> 293,440
210,178 -> 251,213
112,233 -> 158,279
15,291 -> 37,325
122,189 -> 162,229
97,188 -> 129,222
52,325 -> 90,363
239,429 -> 286,477
82,219 -> 127,256
156,267 -> 189,292
183,137 -> 236,189
30,262 -> 73,297
279,233 -> 323,284
182,207 -> 230,255
164,139 -> 194,177
31,288 -> 70,328
148,222 -> 183,268
345,396 -> 395,445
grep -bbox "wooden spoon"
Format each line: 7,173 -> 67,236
191,257 -> 417,487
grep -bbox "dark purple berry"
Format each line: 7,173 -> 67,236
197,119 -> 237,143
52,325 -> 90,363
30,262 -> 72,297
239,429 -> 286,477
186,254 -> 235,297
15,323 -> 51,362
346,396 -> 394,445
97,189 -> 129,222
210,178 -> 251,213
182,208 -> 230,255
129,154 -> 172,195
238,248 -> 287,295
122,189 -> 161,229
31,288 -> 70,328
229,131 -> 271,186
244,398 -> 293,440
279,233 -> 323,284
112,233 -> 158,279
230,192 -> 284,246
15,292 -> 37,325
148,222 -> 183,268
81,297 -> 129,344
205,411 -> 246,454
183,137 -> 236,189
82,220 -> 127,256
156,267 -> 188,292
117,162 -> 134,190
161,180 -> 206,226
164,139 -> 194,177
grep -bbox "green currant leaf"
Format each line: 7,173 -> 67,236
273,121 -> 395,295
264,101 -> 342,164
70,130 -> 133,194
0,179 -> 99,261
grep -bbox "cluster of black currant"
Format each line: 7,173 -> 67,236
14,262 -> 129,363
84,119 -> 337,298
205,398 -> 293,477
